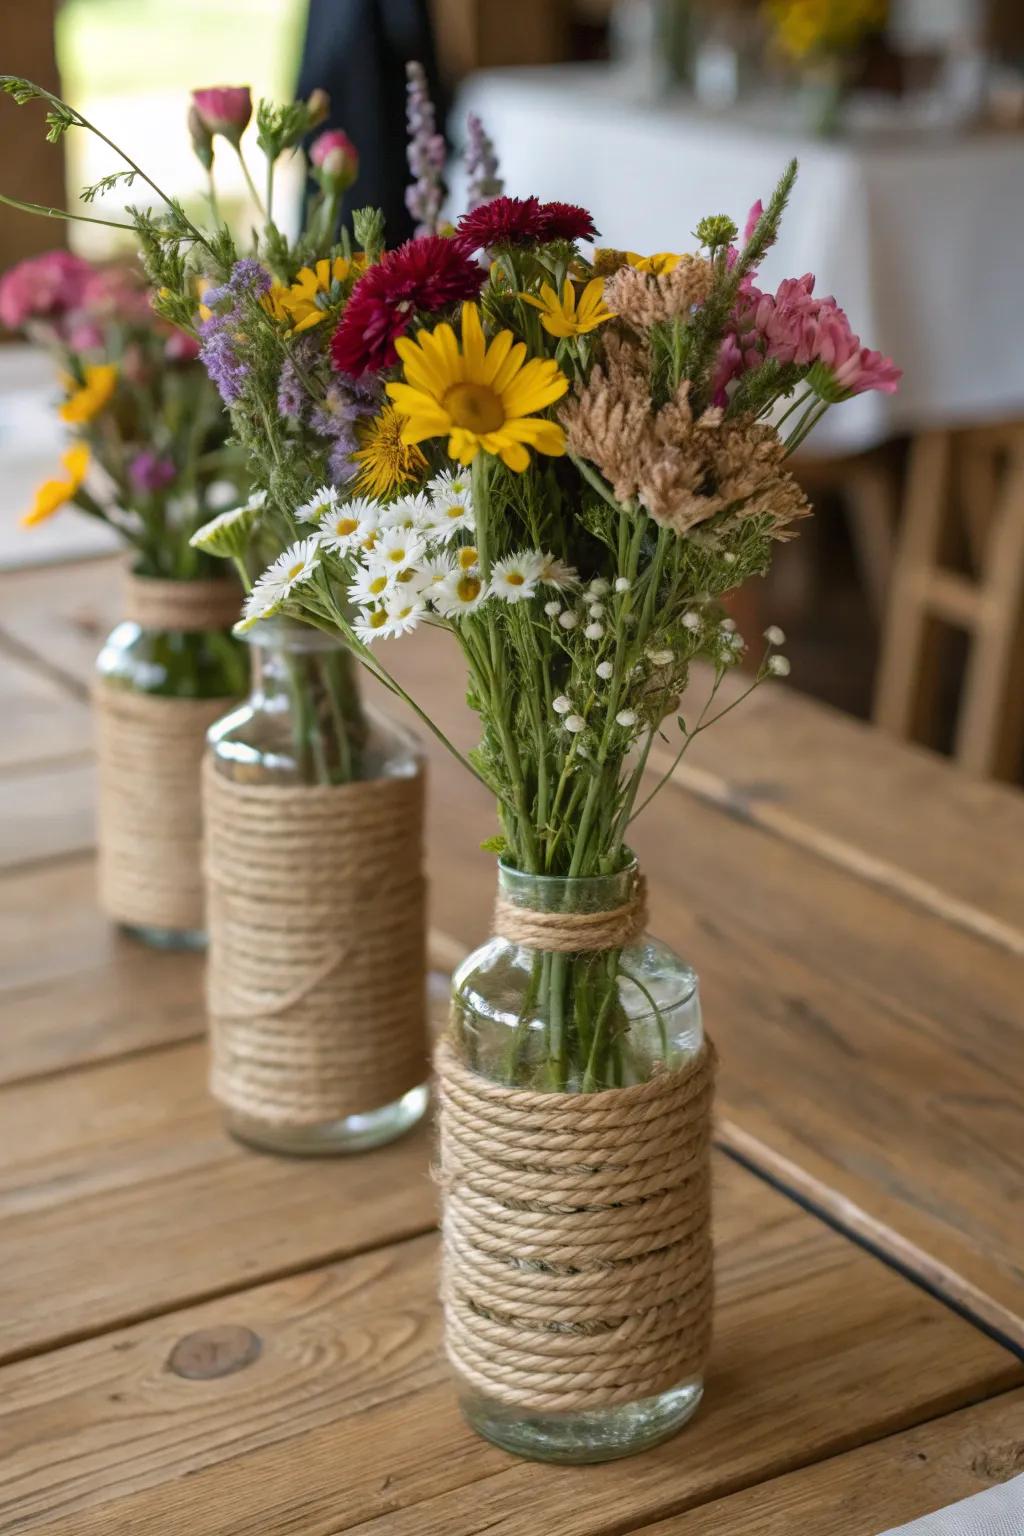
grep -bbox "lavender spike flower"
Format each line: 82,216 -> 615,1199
463,112 -> 502,211
404,60 -> 446,236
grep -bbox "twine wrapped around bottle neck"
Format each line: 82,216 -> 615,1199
123,572 -> 241,633
436,1035 -> 716,1411
492,870 -> 648,953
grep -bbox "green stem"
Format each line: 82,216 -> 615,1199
234,143 -> 266,215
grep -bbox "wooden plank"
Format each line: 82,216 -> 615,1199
0,644 -> 92,770
2,1156 -> 1020,1536
0,1037 -> 437,1364
0,858 -> 204,1085
0,757 -> 95,871
634,1387 -> 1024,1535
0,553 -> 118,693
653,678 -> 1024,958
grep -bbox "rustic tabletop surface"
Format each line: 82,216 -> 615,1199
1,553 -> 1022,1536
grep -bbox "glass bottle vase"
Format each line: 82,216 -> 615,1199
94,575 -> 246,950
206,619 -> 429,1155
445,860 -> 708,1464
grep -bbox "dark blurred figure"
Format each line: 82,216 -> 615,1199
296,0 -> 446,244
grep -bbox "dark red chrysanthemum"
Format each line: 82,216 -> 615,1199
535,201 -> 598,243
456,195 -> 547,249
330,235 -> 485,376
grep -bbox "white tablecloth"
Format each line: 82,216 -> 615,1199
454,66 -> 1024,455
880,1471 -> 1024,1535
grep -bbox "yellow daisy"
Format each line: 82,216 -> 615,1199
351,404 -> 428,499
386,303 -> 568,473
522,278 -> 614,338
22,444 -> 90,527
274,256 -> 362,333
59,364 -> 117,425
626,251 -> 682,276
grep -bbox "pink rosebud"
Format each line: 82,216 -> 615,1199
191,86 -> 252,145
310,128 -> 359,191
742,199 -> 763,245
0,249 -> 93,332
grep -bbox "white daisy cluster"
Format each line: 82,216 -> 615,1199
241,471 -> 583,642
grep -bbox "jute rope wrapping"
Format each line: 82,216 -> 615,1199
436,876 -> 715,1412
203,760 -> 429,1126
123,574 -> 241,634
94,576 -> 240,932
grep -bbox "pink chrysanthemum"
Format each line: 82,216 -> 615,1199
330,235 -> 485,377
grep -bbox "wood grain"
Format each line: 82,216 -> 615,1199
0,643 -> 91,770
0,756 -> 95,871
2,1156 -> 1019,1536
0,554 -> 119,694
634,1387 -> 1024,1535
0,857 -> 205,1085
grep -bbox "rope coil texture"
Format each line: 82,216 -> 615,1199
437,1031 -> 716,1411
203,760 -> 428,1125
493,873 -> 648,953
123,572 -> 240,633
94,682 -> 232,932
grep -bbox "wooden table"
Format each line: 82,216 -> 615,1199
2,554 -> 1023,1536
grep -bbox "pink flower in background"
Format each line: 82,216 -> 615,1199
165,329 -> 201,363
128,451 -> 177,494
309,128 -> 359,191
190,86 -> 252,144
79,264 -> 154,326
0,250 -> 92,332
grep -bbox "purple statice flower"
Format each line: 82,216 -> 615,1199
404,61 -> 446,237
463,112 -> 502,211
276,335 -> 320,421
311,372 -> 382,485
128,450 -> 177,494
199,258 -> 272,404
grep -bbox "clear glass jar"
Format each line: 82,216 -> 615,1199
96,611 -> 247,951
206,619 -> 429,1154
449,860 -> 705,1463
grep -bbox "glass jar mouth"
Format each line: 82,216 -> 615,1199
242,618 -> 348,654
497,855 -> 640,915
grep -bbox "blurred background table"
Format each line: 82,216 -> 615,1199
1,553 -> 1022,1534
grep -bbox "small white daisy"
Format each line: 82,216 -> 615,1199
383,590 -> 427,636
411,555 -> 455,599
434,569 -> 489,617
564,714 -> 586,733
260,536 -> 322,597
538,552 -> 578,590
352,606 -> 391,644
189,501 -> 260,558
596,660 -> 614,680
380,492 -> 431,531
348,564 -> 394,605
374,526 -> 427,571
615,709 -> 638,728
764,625 -> 786,646
491,550 -> 543,604
296,484 -> 339,524
552,695 -> 572,715
318,497 -> 380,555
429,468 -> 473,504
558,610 -> 579,631
425,480 -> 475,541
453,544 -> 480,573
768,654 -> 791,676
234,578 -> 285,634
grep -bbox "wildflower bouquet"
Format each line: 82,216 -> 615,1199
0,247 -> 243,579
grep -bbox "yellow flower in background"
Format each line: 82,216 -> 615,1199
59,364 -> 117,425
387,302 -> 568,473
273,256 -> 363,333
764,0 -> 887,60
22,443 -> 90,527
352,404 -> 427,499
522,278 -> 614,338
627,251 -> 682,276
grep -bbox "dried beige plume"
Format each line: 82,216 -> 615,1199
603,257 -> 715,328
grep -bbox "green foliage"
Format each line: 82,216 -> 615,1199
81,169 -> 138,204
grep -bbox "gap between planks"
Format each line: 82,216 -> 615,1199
654,753 -> 1024,960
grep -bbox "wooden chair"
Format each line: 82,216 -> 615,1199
874,424 -> 1024,781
